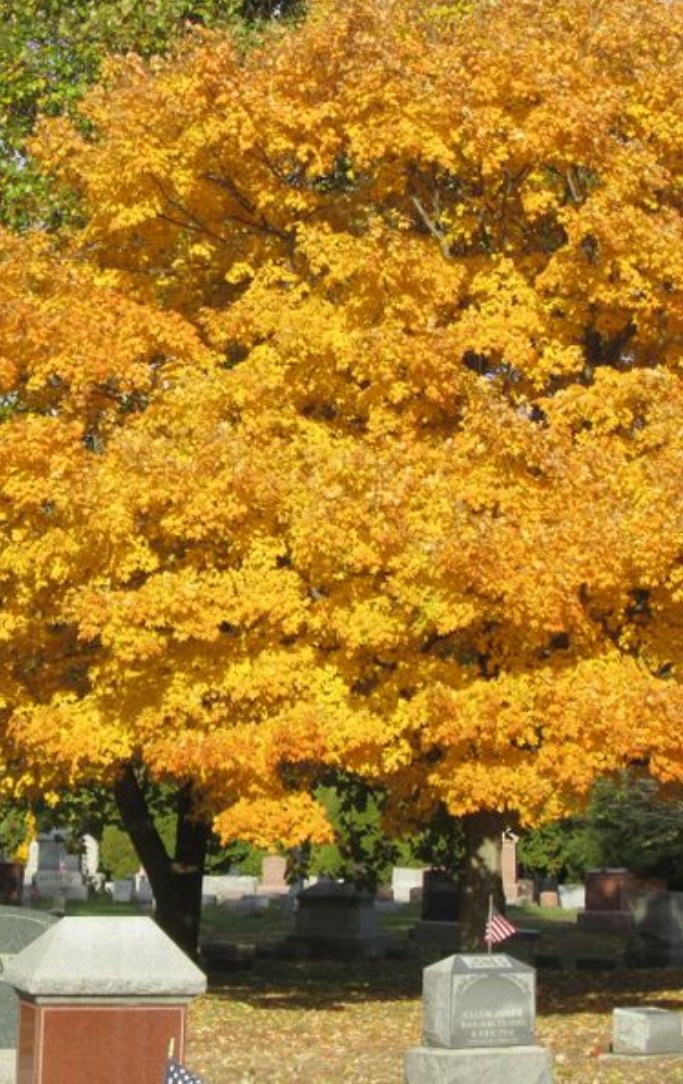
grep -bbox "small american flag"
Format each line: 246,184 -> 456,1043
485,903 -> 517,947
163,1057 -> 204,1084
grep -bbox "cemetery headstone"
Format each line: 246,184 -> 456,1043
404,953 -> 553,1084
4,916 -> 206,1084
0,907 -> 58,1049
612,1007 -> 683,1055
0,865 -> 24,907
421,870 -> 460,921
586,868 -> 635,911
626,891 -> 683,967
391,867 -> 425,905
558,884 -> 585,910
81,835 -> 100,882
27,831 -> 89,903
134,873 -> 154,905
201,874 -> 258,903
259,856 -> 288,895
539,890 -> 560,908
111,879 -> 134,904
502,831 -> 521,904
411,869 -> 461,947
577,868 -> 648,934
289,881 -> 386,958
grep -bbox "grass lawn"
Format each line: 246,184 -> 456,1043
187,956 -> 683,1084
56,896 -> 683,1081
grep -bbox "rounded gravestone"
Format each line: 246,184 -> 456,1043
0,907 -> 59,1048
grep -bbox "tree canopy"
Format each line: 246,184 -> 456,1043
0,0 -> 300,227
1,0 -> 683,945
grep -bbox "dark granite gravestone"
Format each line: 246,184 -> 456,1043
410,870 -> 461,948
405,954 -> 553,1084
626,891 -> 683,967
421,870 -> 460,921
0,866 -> 24,907
290,882 -> 385,958
0,908 -> 58,1048
578,868 -> 666,935
612,1007 -> 683,1055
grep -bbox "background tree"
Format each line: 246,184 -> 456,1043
519,773 -> 683,889
1,0 -> 683,950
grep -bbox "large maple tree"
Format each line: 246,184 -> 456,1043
0,0 -> 301,228
1,0 -> 683,949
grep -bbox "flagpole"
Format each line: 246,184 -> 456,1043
486,894 -> 493,955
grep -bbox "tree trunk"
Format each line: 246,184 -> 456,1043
113,763 -> 210,960
459,810 -> 506,950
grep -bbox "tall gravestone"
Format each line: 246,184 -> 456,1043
411,870 -> 461,948
26,832 -> 89,903
405,954 -> 553,1084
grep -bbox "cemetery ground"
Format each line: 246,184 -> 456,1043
54,897 -> 683,1082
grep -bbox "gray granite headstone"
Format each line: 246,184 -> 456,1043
423,954 -> 535,1048
405,954 -> 553,1084
0,908 -> 58,1047
612,1007 -> 683,1055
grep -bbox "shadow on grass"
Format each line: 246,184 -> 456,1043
206,953 -> 683,1019
538,967 -> 683,1017
207,956 -> 424,1010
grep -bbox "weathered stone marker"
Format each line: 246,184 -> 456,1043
4,916 -> 206,1084
612,1007 -> 683,1056
0,908 -> 58,1049
405,954 -> 553,1083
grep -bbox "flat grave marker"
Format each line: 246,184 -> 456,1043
612,1007 -> 683,1056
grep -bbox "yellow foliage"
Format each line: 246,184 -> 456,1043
1,0 -> 683,846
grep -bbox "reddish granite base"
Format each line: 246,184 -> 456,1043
16,1000 -> 187,1084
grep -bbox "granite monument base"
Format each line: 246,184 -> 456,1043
405,1044 -> 553,1084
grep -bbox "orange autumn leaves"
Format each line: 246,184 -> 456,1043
1,0 -> 683,844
